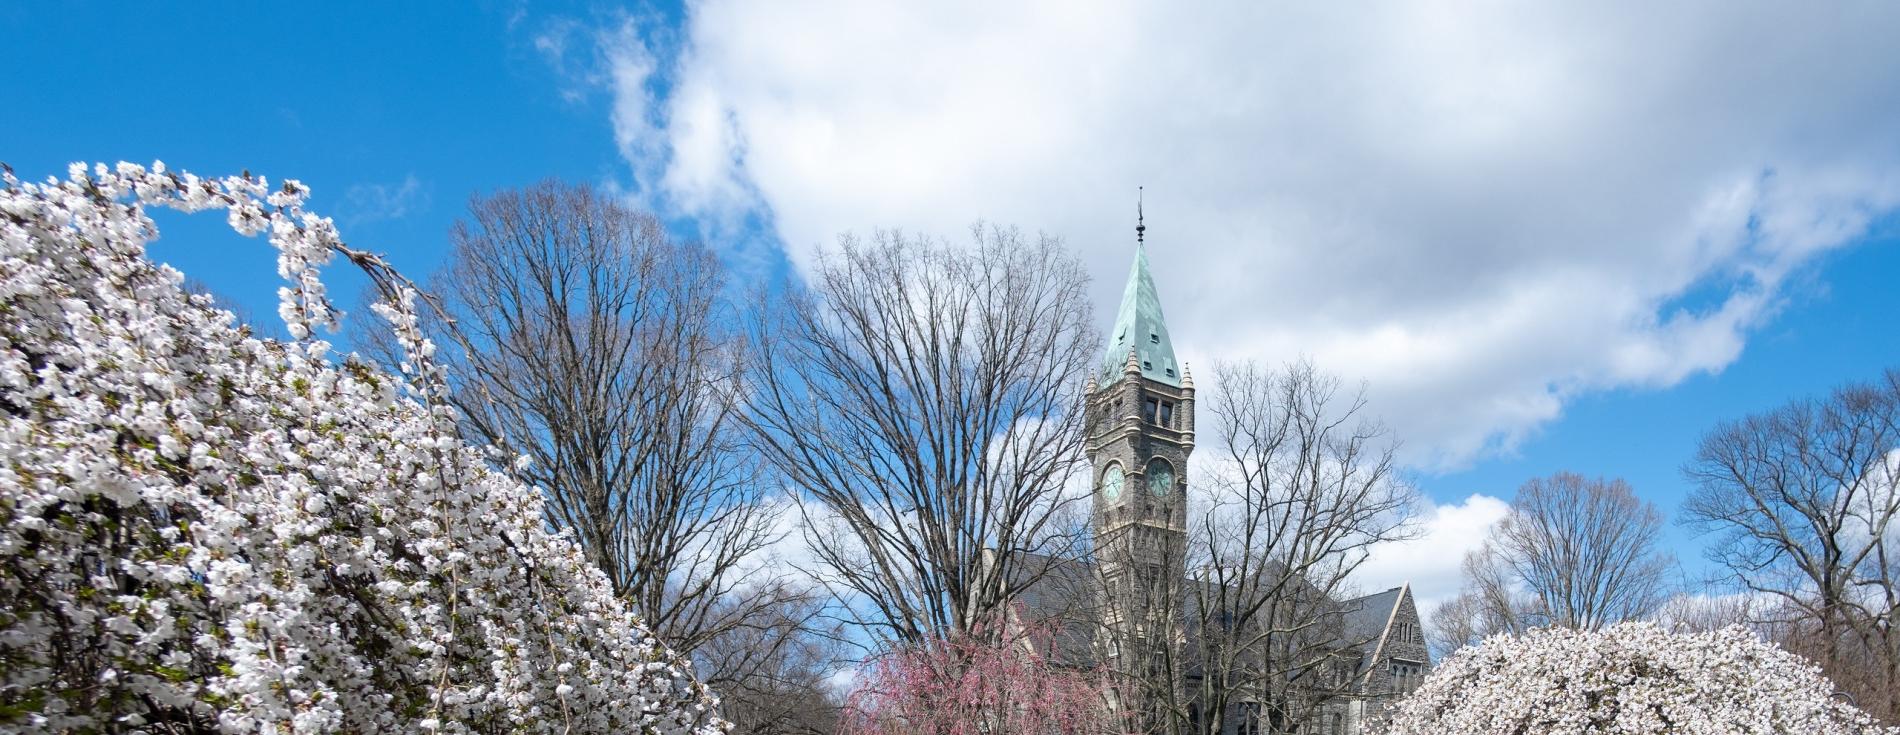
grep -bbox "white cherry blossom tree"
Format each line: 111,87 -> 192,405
0,162 -> 727,734
1379,623 -> 1895,735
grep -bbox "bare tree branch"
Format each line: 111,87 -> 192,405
1433,472 -> 1675,660
1681,368 -> 1900,722
740,225 -> 1097,647
1101,360 -> 1422,735
355,181 -> 811,708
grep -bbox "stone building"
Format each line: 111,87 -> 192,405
1008,213 -> 1428,734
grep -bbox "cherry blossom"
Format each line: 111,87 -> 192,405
1379,622 -> 1894,735
0,162 -> 728,733
840,625 -> 1114,735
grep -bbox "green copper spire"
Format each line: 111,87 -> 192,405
1100,218 -> 1181,387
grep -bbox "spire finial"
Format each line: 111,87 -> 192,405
1136,186 -> 1146,246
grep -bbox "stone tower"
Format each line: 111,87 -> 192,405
1086,207 -> 1193,727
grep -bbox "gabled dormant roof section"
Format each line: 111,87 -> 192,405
1100,243 -> 1181,387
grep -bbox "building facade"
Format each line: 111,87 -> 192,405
1015,216 -> 1428,735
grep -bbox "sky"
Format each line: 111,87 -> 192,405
7,1 -> 1900,618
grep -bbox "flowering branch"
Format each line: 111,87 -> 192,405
0,161 -> 728,734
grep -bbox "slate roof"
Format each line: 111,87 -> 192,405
1006,551 -> 1412,685
1341,587 -> 1404,645
1005,552 -> 1106,667
1340,586 -> 1407,678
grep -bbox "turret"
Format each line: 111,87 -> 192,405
1179,363 -> 1196,444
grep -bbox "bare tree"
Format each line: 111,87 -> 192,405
1432,473 -> 1674,659
1426,546 -> 1537,657
360,181 -> 803,697
1102,361 -> 1421,735
741,225 -> 1097,646
1682,368 -> 1900,721
1192,361 -> 1420,735
1424,592 -> 1485,660
694,592 -> 847,735
1501,473 -> 1675,629
1652,592 -> 1765,634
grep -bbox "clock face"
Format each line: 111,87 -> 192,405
1101,463 -> 1124,501
1147,458 -> 1174,496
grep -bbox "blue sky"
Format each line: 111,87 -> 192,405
7,2 -> 1900,612
0,2 -> 685,324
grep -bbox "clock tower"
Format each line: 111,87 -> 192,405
1086,203 -> 1193,728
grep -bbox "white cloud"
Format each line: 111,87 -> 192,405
824,665 -> 859,698
1357,493 -> 1510,619
556,2 -> 1900,468
342,174 -> 428,225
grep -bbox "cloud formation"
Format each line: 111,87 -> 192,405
342,174 -> 428,225
1358,493 -> 1511,619
556,1 -> 1900,468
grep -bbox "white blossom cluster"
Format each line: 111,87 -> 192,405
1379,622 -> 1894,735
0,162 -> 728,734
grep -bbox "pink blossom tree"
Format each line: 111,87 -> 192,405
840,626 -> 1116,735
